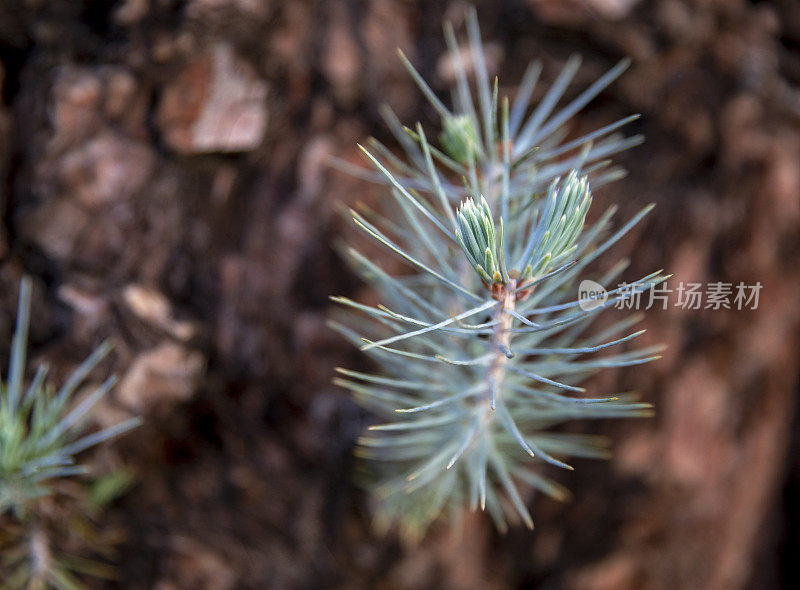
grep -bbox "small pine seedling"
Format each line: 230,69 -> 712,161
0,277 -> 141,587
331,8 -> 667,542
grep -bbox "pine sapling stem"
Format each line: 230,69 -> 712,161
487,279 -> 516,410
29,525 -> 51,585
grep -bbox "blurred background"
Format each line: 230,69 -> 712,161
0,0 -> 799,588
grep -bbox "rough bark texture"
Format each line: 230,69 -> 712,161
0,0 -> 799,588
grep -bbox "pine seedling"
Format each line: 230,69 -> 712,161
0,277 -> 141,588
332,9 -> 667,541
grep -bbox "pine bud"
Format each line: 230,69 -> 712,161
456,196 -> 505,285
440,115 -> 479,164
520,171 -> 592,281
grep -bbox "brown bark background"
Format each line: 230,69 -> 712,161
1,0 -> 799,588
